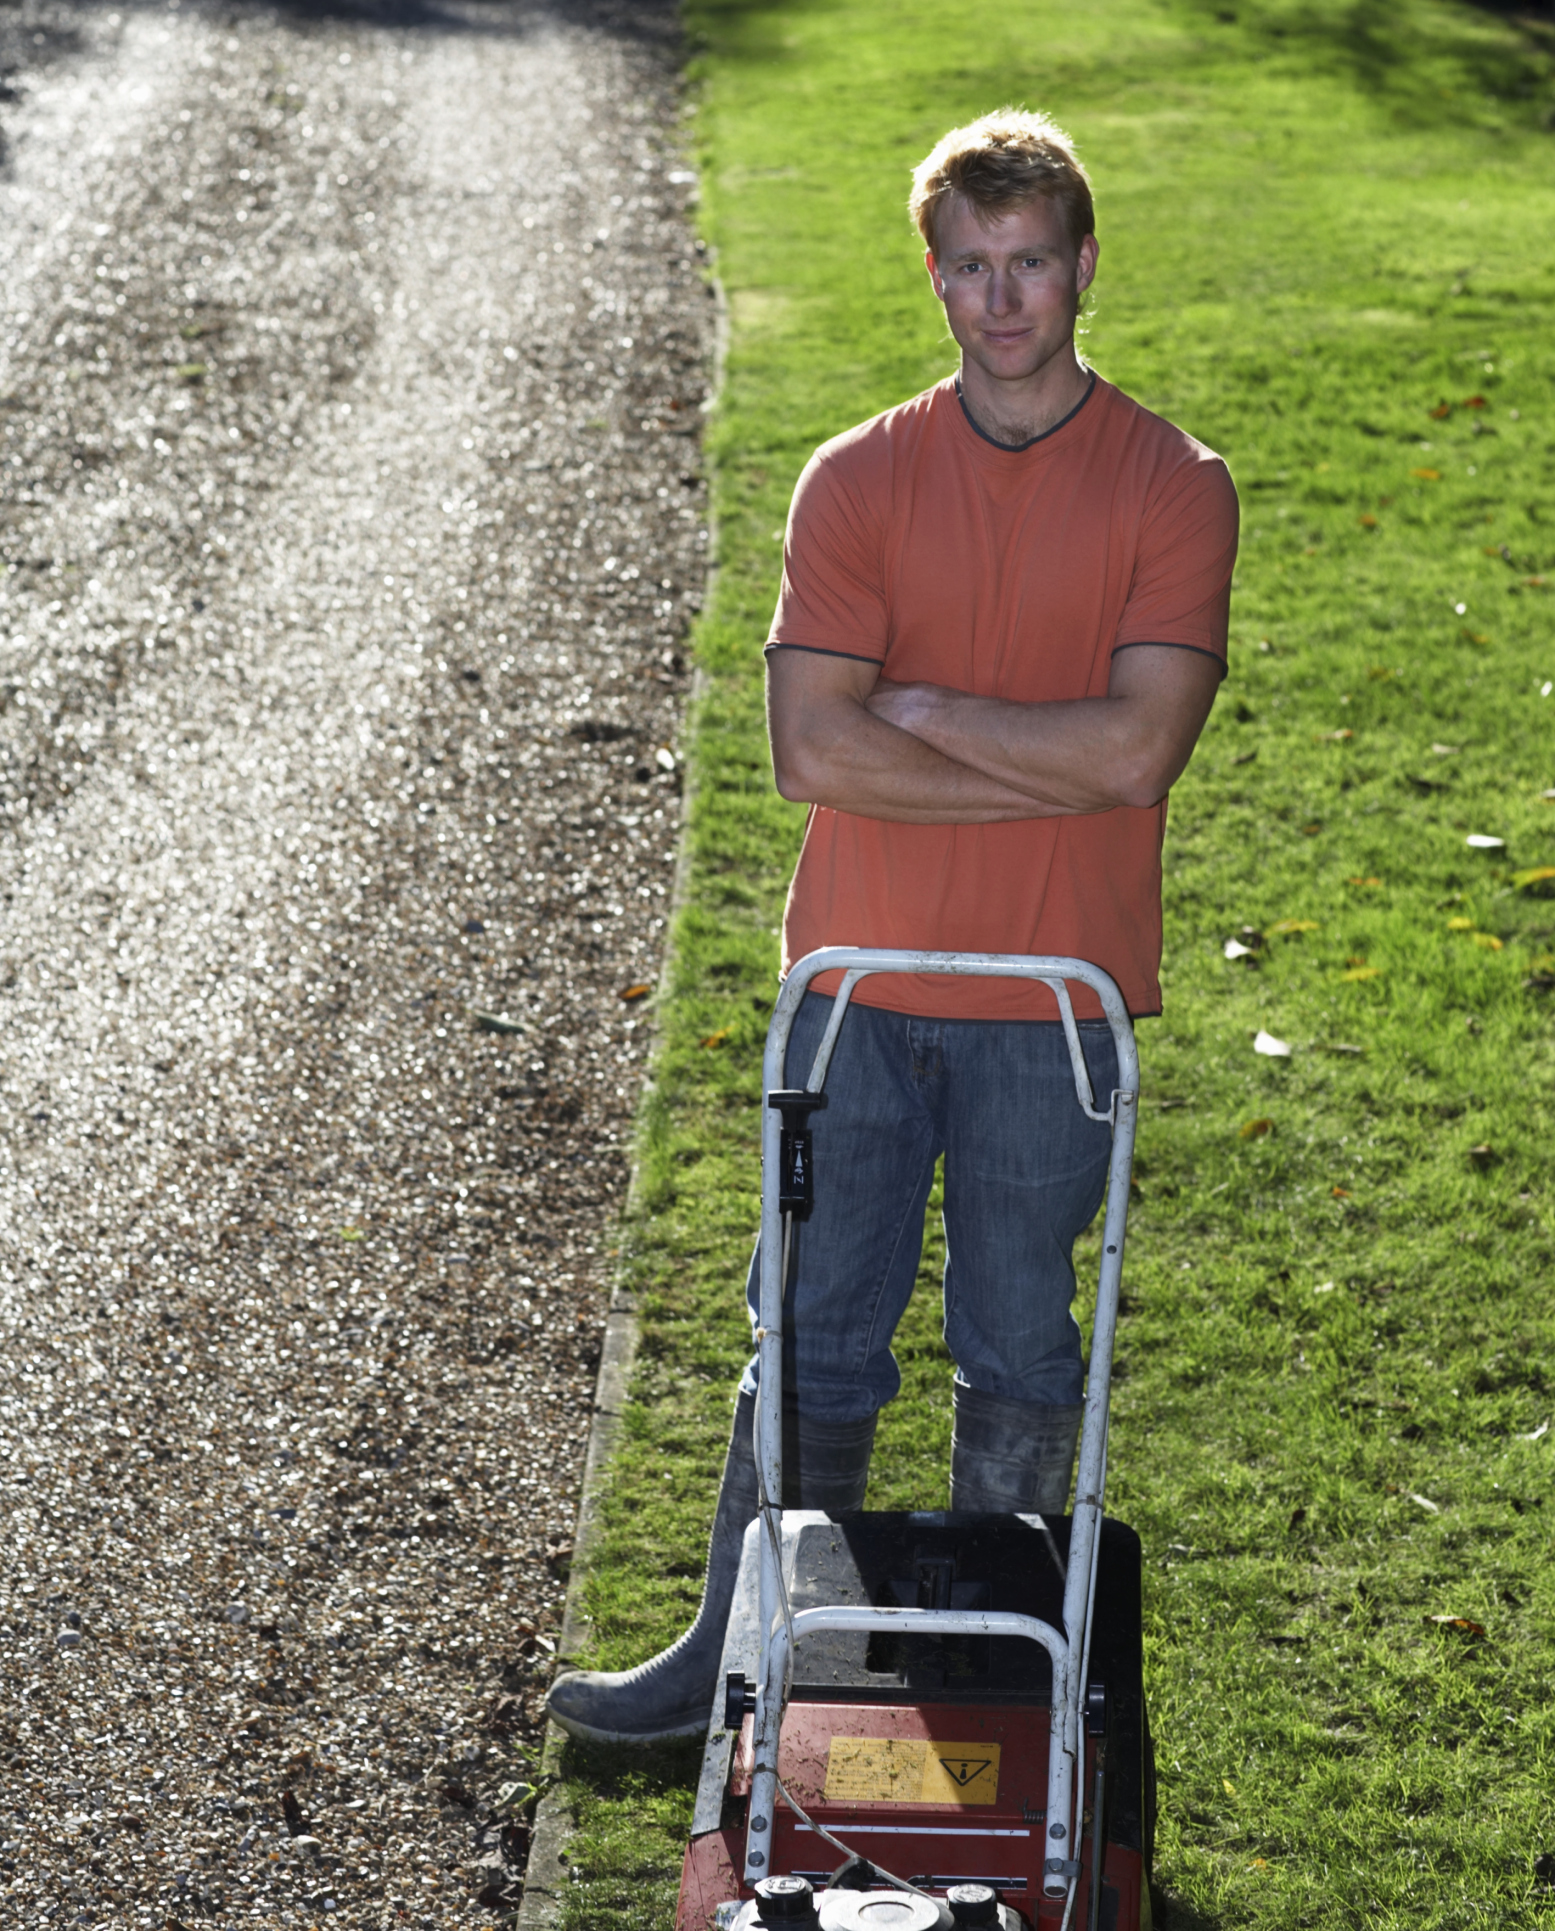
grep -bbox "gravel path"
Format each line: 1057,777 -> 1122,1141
0,1 -> 710,1921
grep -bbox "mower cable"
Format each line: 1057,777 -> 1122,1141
753,1216 -> 799,1706
772,1776 -> 933,1902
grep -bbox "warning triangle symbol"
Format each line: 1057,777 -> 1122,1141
940,1757 -> 993,1787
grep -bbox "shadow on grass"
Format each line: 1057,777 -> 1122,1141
1152,1886 -> 1225,1931
553,1736 -> 706,1931
1181,0 -> 1555,124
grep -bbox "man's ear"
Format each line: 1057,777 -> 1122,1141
1075,234 -> 1099,298
925,248 -> 945,300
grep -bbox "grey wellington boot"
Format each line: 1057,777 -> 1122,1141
545,1392 -> 876,1744
949,1380 -> 1084,1516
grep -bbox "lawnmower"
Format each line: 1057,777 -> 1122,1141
674,946 -> 1152,1931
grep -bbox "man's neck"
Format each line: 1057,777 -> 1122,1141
958,347 -> 1091,449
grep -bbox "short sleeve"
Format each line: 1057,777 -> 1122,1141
766,442 -> 889,663
1112,454 -> 1240,665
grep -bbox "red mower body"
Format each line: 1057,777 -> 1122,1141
674,1513 -> 1153,1931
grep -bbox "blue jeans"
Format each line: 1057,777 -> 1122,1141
741,993 -> 1118,1424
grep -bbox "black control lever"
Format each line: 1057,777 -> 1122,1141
723,1669 -> 757,1730
767,1089 -> 827,1222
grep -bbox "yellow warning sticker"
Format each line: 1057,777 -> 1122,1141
823,1739 -> 1001,1806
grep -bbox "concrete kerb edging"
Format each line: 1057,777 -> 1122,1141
516,264 -> 730,1931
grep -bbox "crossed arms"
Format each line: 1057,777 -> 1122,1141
766,642 -> 1223,825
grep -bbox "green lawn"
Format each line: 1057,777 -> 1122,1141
549,2 -> 1555,1926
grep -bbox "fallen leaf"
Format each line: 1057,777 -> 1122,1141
1300,822 -> 1323,836
1518,1420 -> 1550,1442
337,1226 -> 363,1242
1249,1858 -> 1269,1870
699,1027 -> 732,1049
1367,664 -> 1396,679
1314,728 -> 1354,742
1230,748 -> 1257,766
1346,876 -> 1382,887
1424,1613 -> 1485,1636
1405,1491 -> 1441,1514
1460,629 -> 1490,645
1341,965 -> 1382,981
1447,916 -> 1475,931
1240,1117 -> 1274,1138
1358,513 -> 1378,529
1462,395 -> 1488,409
617,982 -> 652,1002
1224,937 -> 1257,960
1431,743 -> 1460,756
1331,1186 -> 1351,1198
1542,790 -> 1555,802
1253,1030 -> 1292,1057
1522,576 -> 1548,590
1223,1779 -> 1237,1798
473,1009 -> 525,1035
1471,932 -> 1503,950
1269,918 -> 1320,935
1320,1042 -> 1365,1054
1428,402 -> 1452,420
1511,866 -> 1555,891
1465,833 -> 1505,850
1468,1143 -> 1496,1169
1412,467 -> 1441,480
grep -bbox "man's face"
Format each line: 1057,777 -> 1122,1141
927,194 -> 1098,386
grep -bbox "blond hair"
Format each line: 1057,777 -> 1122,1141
909,108 -> 1095,255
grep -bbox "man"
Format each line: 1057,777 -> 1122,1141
548,108 -> 1238,1745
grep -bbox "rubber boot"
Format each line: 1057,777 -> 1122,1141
949,1380 -> 1084,1516
545,1390 -> 876,1744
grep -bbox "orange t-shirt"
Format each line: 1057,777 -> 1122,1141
768,373 -> 1240,1021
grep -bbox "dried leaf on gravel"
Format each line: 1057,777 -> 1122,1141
618,981 -> 652,1001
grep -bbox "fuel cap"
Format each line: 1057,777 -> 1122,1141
756,1876 -> 818,1921
945,1885 -> 999,1926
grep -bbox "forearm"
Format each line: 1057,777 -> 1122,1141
893,689 -> 1150,811
771,689 -> 1075,824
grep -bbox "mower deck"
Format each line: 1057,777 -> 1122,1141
678,1510 -> 1153,1931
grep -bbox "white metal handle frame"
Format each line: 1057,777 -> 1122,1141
747,948 -> 1140,1904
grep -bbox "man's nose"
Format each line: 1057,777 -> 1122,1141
985,269 -> 1020,316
